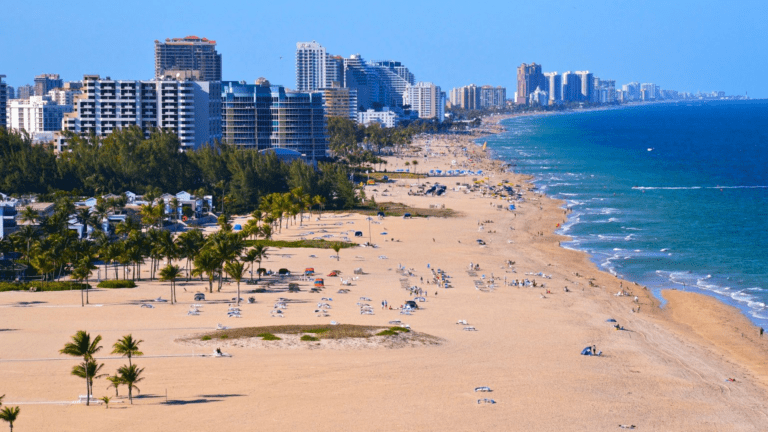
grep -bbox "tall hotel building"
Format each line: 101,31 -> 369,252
516,63 -> 544,105
296,41 -> 328,92
63,75 -> 221,150
479,86 -> 506,108
543,72 -> 561,105
221,80 -> 327,160
575,71 -> 594,102
155,36 -> 222,81
403,82 -> 444,122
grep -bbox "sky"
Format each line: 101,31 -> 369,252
3,0 -> 767,97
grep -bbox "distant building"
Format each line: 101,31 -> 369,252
529,86 -> 549,106
221,80 -> 327,160
403,82 -> 444,122
155,36 -> 222,81
449,84 -> 480,110
561,71 -> 580,102
0,75 -> 6,129
622,82 -> 640,101
319,83 -> 358,121
543,72 -> 561,104
479,85 -> 506,108
575,71 -> 594,102
47,86 -> 82,105
6,85 -> 14,100
296,41 -> 329,92
640,83 -> 657,101
597,79 -> 616,103
7,95 -> 73,138
357,108 -> 400,128
17,84 -> 34,100
516,63 -> 544,105
64,75 -> 222,150
34,74 -> 63,96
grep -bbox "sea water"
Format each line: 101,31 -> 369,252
486,101 -> 768,326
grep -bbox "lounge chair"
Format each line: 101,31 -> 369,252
360,297 -> 371,301
187,310 -> 200,316
477,398 -> 496,404
457,320 -> 468,325
330,320 -> 339,325
388,320 -> 402,325
463,326 -> 477,331
154,297 -> 168,302
216,324 -> 229,330
140,304 -> 154,308
474,386 -> 492,392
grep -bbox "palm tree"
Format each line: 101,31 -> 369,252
250,245 -> 269,281
312,195 -> 326,220
0,406 -> 20,432
75,208 -> 98,239
224,261 -> 246,306
103,242 -> 123,280
156,230 -> 177,267
159,264 -> 182,304
332,242 -> 342,261
193,250 -> 219,293
210,233 -> 244,291
106,374 -> 122,397
60,331 -> 102,406
117,364 -> 145,405
72,360 -> 107,400
75,256 -> 97,305
177,229 -> 204,281
112,334 -> 144,367
100,396 -> 111,409
20,206 -> 38,225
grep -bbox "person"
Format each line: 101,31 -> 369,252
761,327 -> 764,336
216,347 -> 222,356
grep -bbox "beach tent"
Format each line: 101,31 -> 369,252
194,293 -> 206,301
581,347 -> 593,356
404,300 -> 419,309
355,231 -> 363,237
233,224 -> 242,231
403,213 -> 412,219
304,268 -> 315,275
314,278 -> 325,287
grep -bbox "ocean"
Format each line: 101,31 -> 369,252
485,100 -> 768,326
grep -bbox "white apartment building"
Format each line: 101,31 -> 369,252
47,88 -> 82,105
7,95 -> 72,138
296,41 -> 327,92
63,75 -> 221,150
403,82 -> 444,122
357,108 -> 399,128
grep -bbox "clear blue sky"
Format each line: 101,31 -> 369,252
4,0 -> 766,97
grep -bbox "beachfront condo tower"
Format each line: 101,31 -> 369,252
516,63 -> 545,105
155,36 -> 222,81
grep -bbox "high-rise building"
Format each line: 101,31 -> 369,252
47,87 -> 82,106
221,80 -> 327,160
575,71 -> 594,102
7,95 -> 73,138
325,55 -> 344,87
640,83 -> 657,101
529,86 -> 549,106
17,84 -> 34,100
543,72 -> 561,104
369,60 -> 415,107
479,86 -> 506,108
319,83 -> 358,121
343,54 -> 375,110
403,82 -> 444,122
64,75 -> 221,150
6,85 -> 14,100
34,74 -> 63,96
622,82 -> 640,101
0,75 -> 7,129
561,72 -> 580,102
597,80 -> 616,104
269,86 -> 327,161
155,36 -> 222,81
449,84 -> 480,110
296,41 -> 328,92
516,63 -> 544,105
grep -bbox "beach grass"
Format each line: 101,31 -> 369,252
191,324 -> 425,341
354,202 -> 459,218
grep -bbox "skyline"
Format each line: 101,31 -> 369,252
4,0 -> 767,97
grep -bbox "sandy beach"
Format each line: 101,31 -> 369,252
2,130 -> 768,431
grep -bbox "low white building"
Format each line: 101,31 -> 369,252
357,108 -> 399,128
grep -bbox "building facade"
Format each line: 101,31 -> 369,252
0,75 -> 6,129
575,71 -> 594,102
155,36 -> 222,81
357,108 -> 399,128
221,80 -> 327,159
296,41 -> 328,92
319,84 -> 358,121
543,72 -> 561,105
403,82 -> 444,122
561,71 -> 580,102
479,85 -> 506,108
17,84 -> 34,100
450,84 -> 480,110
516,63 -> 544,105
63,75 -> 221,150
7,95 -> 73,137
34,74 -> 63,96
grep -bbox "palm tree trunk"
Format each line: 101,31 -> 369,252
86,367 -> 90,406
85,277 -> 89,305
237,281 -> 240,306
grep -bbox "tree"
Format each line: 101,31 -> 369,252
74,255 -> 97,306
249,245 -> 268,281
112,334 -> 144,367
20,206 -> 38,225
224,260 -> 246,306
0,406 -> 20,432
193,250 -> 219,294
101,396 -> 111,409
332,243 -> 342,261
72,360 -> 107,400
117,364 -> 145,405
60,331 -> 103,406
106,374 -> 122,397
177,229 -> 205,281
159,264 -> 182,304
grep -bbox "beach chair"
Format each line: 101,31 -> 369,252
140,304 -> 154,308
474,386 -> 492,392
463,326 -> 477,331
477,398 -> 496,405
216,324 -> 229,330
388,320 -> 402,325
330,321 -> 339,325
456,320 -> 468,325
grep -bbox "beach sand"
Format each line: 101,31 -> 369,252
1,132 -> 767,431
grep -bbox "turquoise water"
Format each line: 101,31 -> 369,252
485,101 -> 768,326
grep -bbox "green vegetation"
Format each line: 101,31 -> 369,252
96,280 -> 136,288
219,334 -> 229,339
201,335 -> 212,341
300,335 -> 320,342
257,333 -> 281,341
194,325 -> 386,341
0,282 -> 90,292
376,326 -> 411,336
305,328 -> 330,334
355,202 -> 459,218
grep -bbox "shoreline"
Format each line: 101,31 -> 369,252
478,106 -> 768,330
